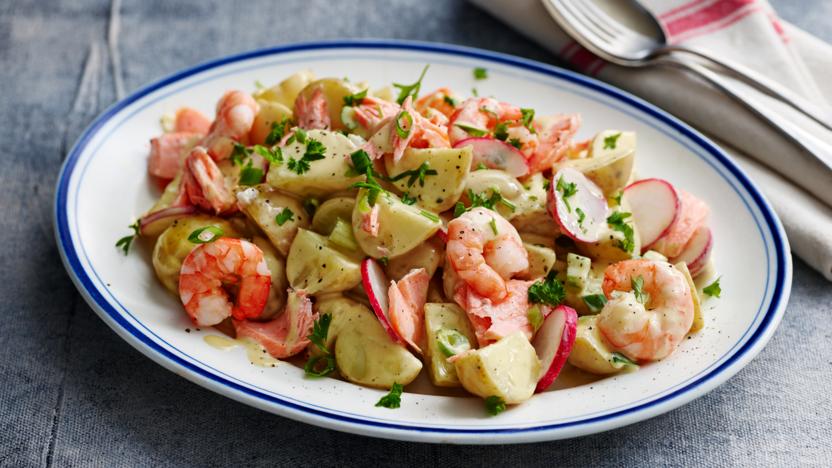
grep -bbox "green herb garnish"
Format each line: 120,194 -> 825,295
436,328 -> 471,357
230,143 -> 250,166
304,313 -> 336,377
576,207 -> 586,227
493,121 -> 509,141
607,211 -> 635,253
265,117 -> 292,145
419,210 -> 440,222
400,192 -> 417,205
488,217 -> 498,235
443,95 -> 458,107
389,161 -> 437,187
703,277 -> 722,298
520,108 -> 535,131
632,275 -> 649,304
275,207 -> 294,226
527,306 -> 544,332
187,226 -> 224,244
343,88 -> 368,106
556,176 -> 578,212
471,87 -> 479,97
508,137 -> 522,149
485,396 -> 506,416
454,122 -> 489,137
582,294 -> 607,313
115,221 -> 140,255
612,191 -> 623,206
252,144 -> 283,165
475,162 -> 488,170
528,270 -> 566,307
303,198 -> 319,217
375,383 -> 404,409
612,352 -> 635,366
395,110 -> 413,139
238,161 -> 264,186
287,138 -> 326,175
603,132 -> 622,150
473,67 -> 488,80
393,65 -> 429,105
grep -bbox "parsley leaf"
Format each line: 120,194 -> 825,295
471,87 -> 479,97
454,188 -> 516,217
556,176 -> 578,212
582,294 -> 607,313
343,88 -> 368,107
394,110 -> 414,139
508,137 -> 522,149
454,122 -> 489,137
493,121 -> 509,141
528,270 -> 566,307
603,132 -> 622,150
304,313 -> 336,377
520,108 -> 535,131
287,138 -> 326,175
389,162 -> 437,187
400,192 -> 417,205
611,352 -> 636,366
475,162 -> 488,170
230,143 -> 249,166
703,277 -> 722,298
115,221 -> 140,255
485,396 -> 506,416
252,144 -> 283,165
576,207 -> 586,227
275,207 -> 294,226
238,161 -> 264,186
443,94 -> 458,107
632,276 -> 649,304
375,383 -> 404,409
187,226 -> 223,244
473,67 -> 488,80
350,149 -> 387,207
393,65 -> 429,105
264,117 -> 292,145
607,211 -> 635,253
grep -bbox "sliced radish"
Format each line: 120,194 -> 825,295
532,305 -> 578,393
547,167 -> 608,242
672,226 -> 712,276
361,258 -> 405,345
435,226 -> 448,244
139,205 -> 196,237
453,138 -> 529,177
623,178 -> 680,251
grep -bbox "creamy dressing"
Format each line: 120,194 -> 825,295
203,335 -> 279,368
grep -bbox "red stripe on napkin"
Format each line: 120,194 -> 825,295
664,0 -> 756,38
659,0 -> 714,21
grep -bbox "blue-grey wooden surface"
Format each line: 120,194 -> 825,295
1,0 -> 830,466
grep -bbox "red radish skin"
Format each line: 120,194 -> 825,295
673,226 -> 713,276
139,205 -> 197,236
532,305 -> 578,393
547,167 -> 608,243
453,138 -> 529,177
361,258 -> 405,345
623,178 -> 680,251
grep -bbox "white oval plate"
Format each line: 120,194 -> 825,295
54,40 -> 791,444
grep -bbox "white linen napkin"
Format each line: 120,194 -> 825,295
470,0 -> 832,280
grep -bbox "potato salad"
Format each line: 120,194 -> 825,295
118,66 -> 720,415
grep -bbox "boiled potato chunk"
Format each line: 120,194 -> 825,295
254,70 -> 316,109
313,296 -> 371,352
352,189 -> 441,259
463,169 -> 525,219
329,300 -> 423,388
384,146 -> 472,212
424,303 -> 477,387
237,185 -> 309,256
250,100 -> 293,145
267,130 -> 362,198
578,201 -> 641,263
385,237 -> 444,281
518,242 -> 557,280
675,262 -> 704,334
252,236 -> 288,320
559,130 -> 635,197
311,197 -> 355,235
568,315 -> 638,375
152,216 -> 241,294
286,229 -> 361,294
295,78 -> 360,130
453,332 -> 540,404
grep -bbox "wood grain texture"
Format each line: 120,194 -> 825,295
0,0 -> 829,465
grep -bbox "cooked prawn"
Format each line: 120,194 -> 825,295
182,147 -> 236,214
148,132 -> 201,180
174,107 -> 212,135
233,289 -> 316,358
294,86 -> 330,130
527,114 -> 580,172
201,90 -> 258,160
414,87 -> 459,119
464,279 -> 537,347
596,259 -> 694,362
446,207 -> 529,302
388,268 -> 430,352
448,97 -> 523,144
651,190 -> 710,258
178,238 -> 272,327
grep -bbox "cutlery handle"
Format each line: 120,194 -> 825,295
661,45 -> 832,131
660,58 -> 832,172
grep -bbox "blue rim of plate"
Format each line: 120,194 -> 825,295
54,39 -> 790,441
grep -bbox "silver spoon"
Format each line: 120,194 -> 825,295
543,0 -> 832,131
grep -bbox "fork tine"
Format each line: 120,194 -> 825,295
570,0 -> 628,36
553,0 -> 615,45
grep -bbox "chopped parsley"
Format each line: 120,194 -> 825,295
493,121 -> 509,141
115,221 -> 140,255
303,198 -> 319,217
612,352 -> 635,366
187,226 -> 223,244
520,108 -> 535,131
264,117 -> 292,145
603,132 -> 622,150
400,192 -> 417,205
343,88 -> 368,106
703,277 -> 722,298
393,65 -> 429,105
238,160 -> 264,186
475,162 -> 488,170
470,188 -> 516,212
528,270 -> 566,307
252,144 -> 283,165
394,110 -> 413,139
389,161 -> 437,187
612,191 -> 623,206
473,67 -> 488,80
454,122 -> 489,137
230,142 -> 250,166
471,87 -> 479,97
419,210 -> 440,223
582,294 -> 607,313
287,138 -> 326,175
489,217 -> 498,235
556,176 -> 578,212
286,127 -> 307,145
375,383 -> 404,409
607,211 -> 635,253
275,207 -> 294,226
349,150 -> 387,207
485,396 -> 506,416
508,137 -> 522,149
304,313 -> 336,377
436,329 -> 470,357
443,94 -> 458,107
576,207 -> 586,227
632,276 -> 649,304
